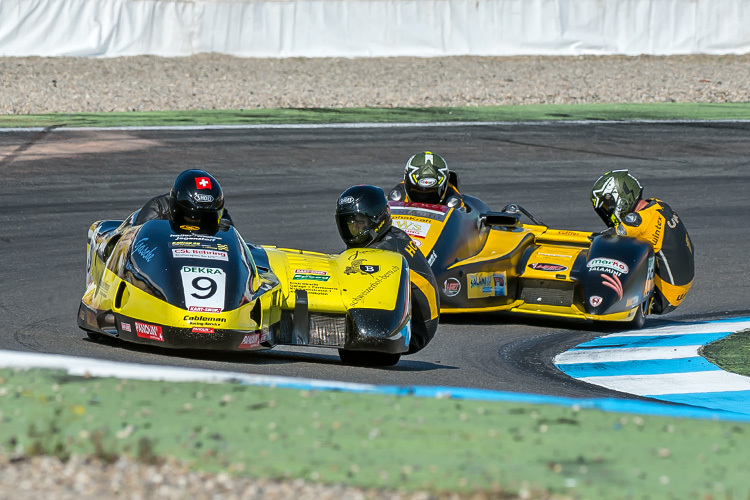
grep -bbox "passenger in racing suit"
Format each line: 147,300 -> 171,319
387,151 -> 464,209
590,169 -> 694,314
336,185 -> 440,354
134,169 -> 234,233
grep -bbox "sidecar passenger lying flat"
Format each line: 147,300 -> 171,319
78,212 -> 412,366
389,198 -> 655,328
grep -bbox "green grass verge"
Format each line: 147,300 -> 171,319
701,329 -> 750,377
1,368 -> 748,499
1,102 -> 750,128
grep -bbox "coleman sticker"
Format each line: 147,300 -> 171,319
121,322 -> 132,332
587,258 -> 629,275
528,263 -> 568,272
135,321 -> 164,341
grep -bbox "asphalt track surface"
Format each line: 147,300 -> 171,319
2,121 -> 749,401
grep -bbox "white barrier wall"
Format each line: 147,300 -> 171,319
1,0 -> 749,58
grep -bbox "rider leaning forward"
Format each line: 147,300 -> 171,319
335,185 -> 440,354
387,151 -> 464,209
590,169 -> 695,315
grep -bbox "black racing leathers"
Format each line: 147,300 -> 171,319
134,193 -> 234,227
617,198 -> 694,314
369,227 -> 440,354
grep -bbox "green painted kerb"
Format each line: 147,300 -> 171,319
1,368 -> 748,499
1,103 -> 750,128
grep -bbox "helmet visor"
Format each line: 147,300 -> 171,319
336,213 -> 373,246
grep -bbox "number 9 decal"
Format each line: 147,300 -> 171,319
191,277 -> 217,299
180,266 -> 226,312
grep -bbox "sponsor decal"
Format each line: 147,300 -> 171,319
667,213 -> 679,229
467,272 -> 506,298
121,322 -> 132,332
601,273 -> 623,300
293,273 -> 331,282
184,315 -> 227,323
418,177 -> 437,187
388,201 -> 449,221
393,219 -> 431,239
589,295 -> 603,307
192,327 -> 215,333
132,238 -> 156,263
443,277 -> 461,297
193,193 -> 214,203
188,306 -> 222,313
195,176 -> 212,189
651,216 -> 663,246
644,256 -> 655,295
586,257 -> 629,275
427,251 -> 437,266
539,253 -> 572,258
344,259 -> 378,277
170,234 -> 220,242
238,333 -> 261,349
179,225 -> 200,231
294,269 -> 328,275
528,263 -> 568,272
217,244 -> 229,251
339,196 -> 355,205
172,248 -> 228,261
350,265 -> 400,306
135,321 -> 164,341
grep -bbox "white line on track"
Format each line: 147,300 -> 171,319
2,119 -> 750,133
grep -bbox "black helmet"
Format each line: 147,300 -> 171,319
404,151 -> 449,204
590,170 -> 643,227
335,185 -> 392,248
169,169 -> 225,234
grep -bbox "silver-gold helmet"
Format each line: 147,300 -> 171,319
590,170 -> 643,227
404,151 -> 449,204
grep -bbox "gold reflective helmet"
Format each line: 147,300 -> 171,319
590,169 -> 643,227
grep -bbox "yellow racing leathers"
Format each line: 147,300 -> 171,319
370,227 -> 440,353
616,198 -> 695,314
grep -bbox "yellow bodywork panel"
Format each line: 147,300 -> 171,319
83,267 -> 264,331
262,246 -> 405,313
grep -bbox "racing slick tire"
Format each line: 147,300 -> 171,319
630,300 -> 649,330
338,349 -> 401,367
